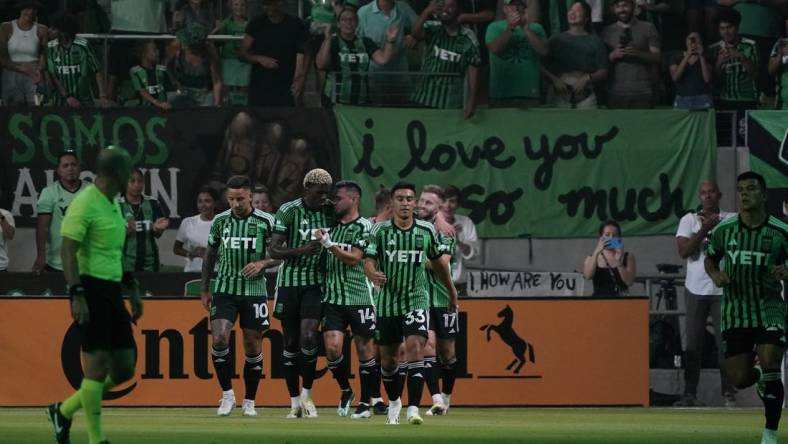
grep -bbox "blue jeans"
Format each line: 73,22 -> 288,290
673,94 -> 714,110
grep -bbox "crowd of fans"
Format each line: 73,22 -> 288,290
0,0 -> 785,112
0,151 -> 480,300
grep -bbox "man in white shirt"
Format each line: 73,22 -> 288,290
0,207 -> 15,271
443,186 -> 479,294
674,180 -> 736,407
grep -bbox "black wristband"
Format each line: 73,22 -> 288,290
68,284 -> 85,299
121,271 -> 138,287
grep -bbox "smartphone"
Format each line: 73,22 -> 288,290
606,237 -> 624,249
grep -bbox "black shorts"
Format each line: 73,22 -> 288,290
722,327 -> 788,358
211,294 -> 270,331
376,309 -> 430,346
429,307 -> 459,339
273,285 -> 323,325
322,303 -> 377,338
79,275 -> 136,352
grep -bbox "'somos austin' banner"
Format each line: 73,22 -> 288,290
746,112 -> 788,218
336,106 -> 717,238
0,107 -> 339,227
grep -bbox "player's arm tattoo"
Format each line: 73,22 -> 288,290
201,244 -> 219,292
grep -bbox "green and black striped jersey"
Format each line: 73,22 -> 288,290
324,36 -> 379,105
119,196 -> 164,272
427,233 -> 457,308
365,219 -> 449,317
208,209 -> 276,297
412,21 -> 481,109
708,38 -> 759,102
706,215 -> 788,332
129,64 -> 174,105
274,198 -> 335,287
324,217 -> 375,306
46,37 -> 99,105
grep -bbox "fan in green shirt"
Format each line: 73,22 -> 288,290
129,40 -> 174,110
46,12 -> 108,107
705,171 -> 788,444
34,151 -> 88,273
410,0 -> 481,117
768,38 -> 788,110
486,0 -> 548,106
120,169 -> 169,272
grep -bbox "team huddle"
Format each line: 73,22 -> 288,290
199,169 -> 459,425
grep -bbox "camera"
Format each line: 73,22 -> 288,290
656,263 -> 682,274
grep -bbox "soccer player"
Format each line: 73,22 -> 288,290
46,147 -> 142,444
34,151 -> 88,274
364,181 -> 457,425
705,172 -> 788,444
200,175 -> 277,417
313,180 -> 380,419
120,169 -> 169,272
269,169 -> 335,418
416,185 -> 459,416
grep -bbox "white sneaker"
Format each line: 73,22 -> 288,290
337,390 -> 355,417
300,396 -> 318,418
426,402 -> 446,416
217,391 -> 235,416
351,403 -> 372,419
386,399 -> 402,425
286,406 -> 303,419
241,399 -> 257,417
761,428 -> 779,444
406,405 -> 423,425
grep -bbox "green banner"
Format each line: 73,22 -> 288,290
337,106 -> 717,238
746,111 -> 788,218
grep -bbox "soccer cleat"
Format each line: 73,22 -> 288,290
217,392 -> 235,416
386,399 -> 402,425
406,406 -> 423,425
286,406 -> 303,419
426,402 -> 447,416
300,396 -> 318,418
46,402 -> 72,444
241,399 -> 257,417
351,403 -> 372,419
337,390 -> 355,417
761,428 -> 779,444
373,401 -> 388,415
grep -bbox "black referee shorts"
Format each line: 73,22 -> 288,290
79,275 -> 136,352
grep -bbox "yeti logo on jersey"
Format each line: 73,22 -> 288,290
385,250 -> 425,262
299,227 -> 329,240
335,242 -> 352,252
434,46 -> 461,63
223,237 -> 257,250
727,250 -> 771,266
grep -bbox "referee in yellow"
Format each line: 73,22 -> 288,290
46,147 -> 143,444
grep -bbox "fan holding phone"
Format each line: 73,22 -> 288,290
583,220 -> 638,297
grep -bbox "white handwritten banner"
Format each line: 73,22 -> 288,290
467,270 -> 585,297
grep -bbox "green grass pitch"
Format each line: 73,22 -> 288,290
0,407 -> 781,444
